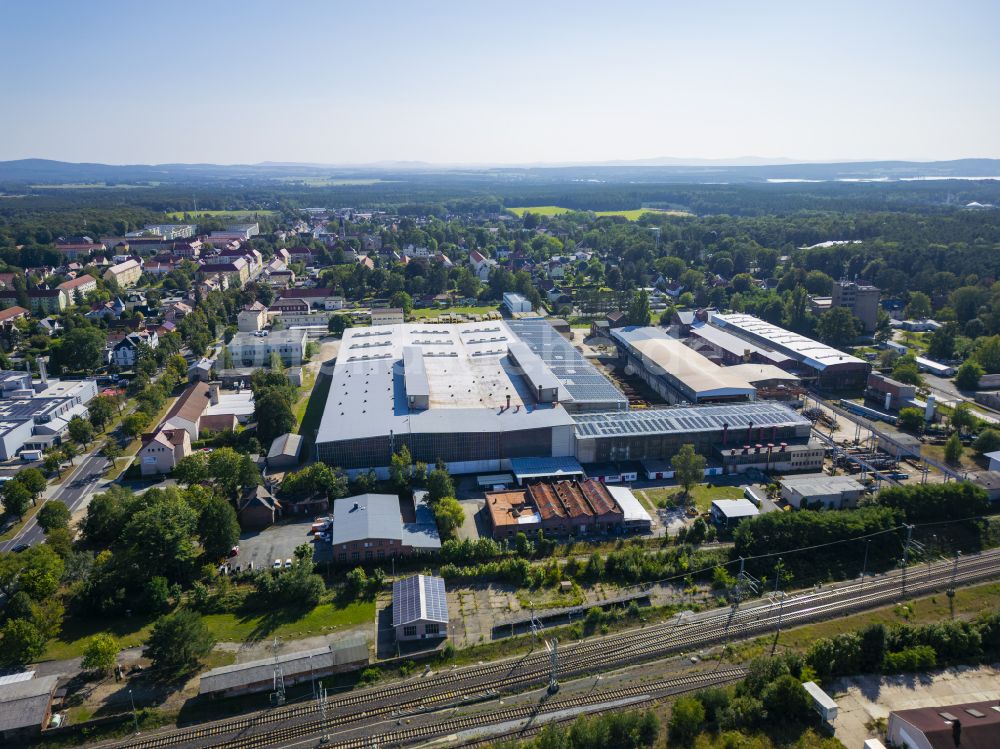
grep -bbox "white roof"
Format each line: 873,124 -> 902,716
711,498 -> 759,519
803,681 -> 838,710
606,485 -> 653,524
710,313 -> 866,370
613,327 -> 755,399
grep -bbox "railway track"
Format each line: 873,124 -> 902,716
103,548 -> 1000,749
220,667 -> 748,749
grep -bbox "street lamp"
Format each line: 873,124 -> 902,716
128,688 -> 139,734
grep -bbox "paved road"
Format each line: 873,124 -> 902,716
0,452 -> 108,553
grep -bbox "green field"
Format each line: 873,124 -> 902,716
410,305 -> 500,320
642,484 -> 745,513
200,600 -> 374,643
507,205 -> 691,220
165,210 -> 279,220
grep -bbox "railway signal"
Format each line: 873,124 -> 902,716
545,638 -> 560,694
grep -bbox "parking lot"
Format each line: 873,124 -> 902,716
233,519 -> 329,572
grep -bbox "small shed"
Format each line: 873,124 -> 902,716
267,433 -> 303,470
187,357 -> 214,382
392,574 -> 449,642
0,674 -> 59,743
803,681 -> 838,722
709,498 -> 759,529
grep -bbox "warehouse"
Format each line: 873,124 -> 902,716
708,313 -> 871,388
0,673 -> 60,742
688,322 -> 793,367
198,639 -> 369,698
392,574 -> 449,642
315,321 -> 588,475
779,474 -> 866,509
573,402 -> 813,465
611,326 -> 757,404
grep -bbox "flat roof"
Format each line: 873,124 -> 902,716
722,363 -> 801,384
891,700 -> 1000,749
613,327 -> 756,399
780,474 -> 865,495
510,456 -> 584,480
573,402 -> 810,439
316,322 -> 578,445
709,313 -> 867,370
605,485 -> 653,524
711,498 -> 759,519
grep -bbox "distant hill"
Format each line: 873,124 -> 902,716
2,157 -> 1000,186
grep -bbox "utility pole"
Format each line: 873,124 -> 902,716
547,638 -> 559,695
901,524 -> 914,596
861,539 -> 871,590
271,636 -> 285,706
318,681 -> 330,744
129,688 -> 139,734
770,557 -> 785,656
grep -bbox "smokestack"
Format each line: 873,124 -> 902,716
884,392 -> 892,411
209,383 -> 219,406
925,394 -> 936,422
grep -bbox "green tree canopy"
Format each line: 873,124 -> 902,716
144,609 -> 214,675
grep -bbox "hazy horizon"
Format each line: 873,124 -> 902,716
2,0 -> 999,165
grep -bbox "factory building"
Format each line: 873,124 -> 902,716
779,474 -> 866,509
315,319 -> 817,478
573,402 -> 813,467
708,313 -> 871,389
611,326 -> 757,404
485,479 -> 650,539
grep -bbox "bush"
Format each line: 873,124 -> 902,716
668,697 -> 705,746
884,645 -> 936,672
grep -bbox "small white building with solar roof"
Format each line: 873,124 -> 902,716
392,574 -> 449,642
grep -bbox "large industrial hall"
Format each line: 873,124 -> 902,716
315,318 -> 816,477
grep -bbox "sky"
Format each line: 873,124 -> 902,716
1,0 -> 999,165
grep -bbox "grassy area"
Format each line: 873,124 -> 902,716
298,371 -> 331,441
409,305 -> 499,320
201,600 -> 375,643
732,581 -> 1000,662
594,208 -> 692,219
506,205 -> 690,220
0,500 -> 45,542
643,484 -> 745,513
164,209 -> 278,220
517,585 -> 585,610
292,368 -> 318,426
43,614 -> 158,661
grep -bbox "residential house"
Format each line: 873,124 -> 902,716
103,259 -> 143,288
162,382 -> 214,441
54,240 -> 106,260
57,273 -> 98,302
0,306 -> 30,330
286,246 -> 313,264
138,427 -> 191,476
198,257 -> 249,288
237,302 -> 268,332
227,330 -> 308,367
164,301 -> 193,321
172,240 -> 202,258
468,249 -> 497,281
279,288 -> 344,310
110,329 -> 158,368
238,485 -> 281,529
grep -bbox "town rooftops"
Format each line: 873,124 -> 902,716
164,382 -> 211,425
0,306 -> 30,323
57,274 -> 97,291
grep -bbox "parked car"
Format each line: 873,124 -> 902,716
273,558 -> 282,569
228,546 -> 239,557
284,558 -> 293,569
12,543 -> 30,553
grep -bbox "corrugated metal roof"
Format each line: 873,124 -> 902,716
0,674 -> 58,732
573,402 -> 810,439
198,639 -> 368,695
332,494 -> 403,544
710,313 -> 866,370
